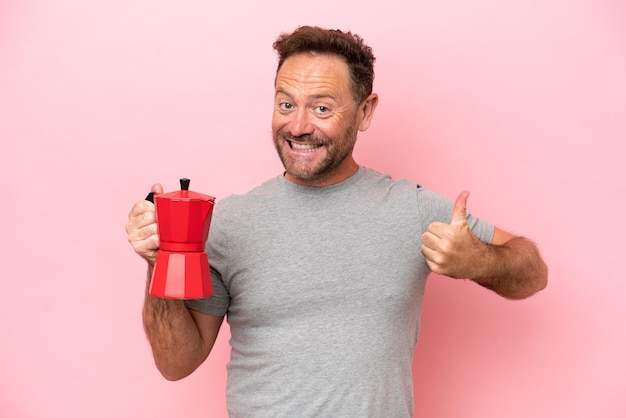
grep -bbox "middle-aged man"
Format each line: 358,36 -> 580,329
126,26 -> 548,418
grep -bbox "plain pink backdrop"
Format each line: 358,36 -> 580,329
1,0 -> 625,417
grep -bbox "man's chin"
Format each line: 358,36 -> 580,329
285,167 -> 322,182
279,152 -> 327,180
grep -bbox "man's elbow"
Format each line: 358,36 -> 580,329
505,262 -> 549,300
530,260 -> 549,296
154,359 -> 199,381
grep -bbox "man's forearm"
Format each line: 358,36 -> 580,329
143,266 -> 209,380
472,237 -> 548,299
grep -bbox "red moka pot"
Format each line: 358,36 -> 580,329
149,178 -> 216,299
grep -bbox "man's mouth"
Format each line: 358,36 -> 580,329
288,140 -> 323,152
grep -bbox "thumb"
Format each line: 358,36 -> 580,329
450,190 -> 470,226
151,183 -> 164,194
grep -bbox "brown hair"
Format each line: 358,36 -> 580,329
273,26 -> 376,104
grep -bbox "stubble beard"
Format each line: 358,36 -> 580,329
272,122 -> 358,184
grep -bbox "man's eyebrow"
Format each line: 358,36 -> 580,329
274,89 -> 337,102
274,88 -> 291,97
309,93 -> 337,101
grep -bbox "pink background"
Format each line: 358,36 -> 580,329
1,0 -> 625,417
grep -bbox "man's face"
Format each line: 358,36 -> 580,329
272,53 -> 368,187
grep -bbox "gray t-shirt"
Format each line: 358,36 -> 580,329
186,166 -> 494,418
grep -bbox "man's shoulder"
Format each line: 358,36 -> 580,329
211,175 -> 282,222
218,175 -> 281,203
357,166 -> 421,193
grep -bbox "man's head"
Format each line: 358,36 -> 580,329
271,27 -> 379,187
273,26 -> 376,105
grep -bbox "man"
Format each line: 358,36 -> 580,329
126,26 -> 547,417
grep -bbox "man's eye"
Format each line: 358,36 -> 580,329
279,102 -> 293,111
315,106 -> 329,114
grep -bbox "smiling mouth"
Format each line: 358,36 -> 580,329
288,140 -> 323,152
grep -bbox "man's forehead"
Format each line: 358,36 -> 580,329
275,53 -> 351,86
279,51 -> 348,69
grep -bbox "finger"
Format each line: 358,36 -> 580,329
128,199 -> 155,220
421,230 -> 439,250
420,244 -> 436,262
450,191 -> 470,226
420,245 -> 443,273
129,232 -> 160,262
151,183 -> 163,194
146,183 -> 164,203
133,222 -> 158,241
426,221 -> 448,238
127,221 -> 159,247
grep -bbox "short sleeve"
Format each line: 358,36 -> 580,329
185,265 -> 230,316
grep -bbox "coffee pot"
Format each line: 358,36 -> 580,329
148,178 -> 216,299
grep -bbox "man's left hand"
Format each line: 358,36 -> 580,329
420,191 -> 486,279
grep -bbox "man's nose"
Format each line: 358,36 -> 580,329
288,109 -> 314,137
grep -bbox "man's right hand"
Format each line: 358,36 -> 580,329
126,183 -> 163,266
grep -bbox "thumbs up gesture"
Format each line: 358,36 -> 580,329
421,191 -> 485,279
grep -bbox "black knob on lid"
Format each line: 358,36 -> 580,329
180,178 -> 190,190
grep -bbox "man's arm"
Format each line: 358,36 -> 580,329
142,265 -> 224,381
421,191 -> 548,299
470,227 -> 548,299
127,184 -> 224,380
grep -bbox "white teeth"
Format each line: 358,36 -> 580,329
290,142 -> 321,151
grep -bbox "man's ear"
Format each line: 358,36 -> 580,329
358,93 -> 379,132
